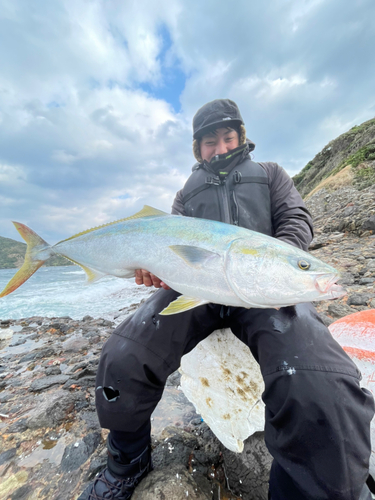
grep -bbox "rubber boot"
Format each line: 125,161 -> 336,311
77,437 -> 153,500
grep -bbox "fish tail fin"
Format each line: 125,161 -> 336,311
0,222 -> 52,298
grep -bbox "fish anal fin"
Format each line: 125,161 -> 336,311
64,257 -> 107,283
81,265 -> 106,283
60,206 -> 168,244
160,296 -> 209,315
169,245 -> 220,268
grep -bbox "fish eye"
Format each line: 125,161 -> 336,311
298,260 -> 311,270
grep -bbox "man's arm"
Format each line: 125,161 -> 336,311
259,162 -> 314,251
171,189 -> 186,216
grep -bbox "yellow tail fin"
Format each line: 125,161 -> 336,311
0,222 -> 51,298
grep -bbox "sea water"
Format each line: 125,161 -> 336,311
0,266 -> 152,320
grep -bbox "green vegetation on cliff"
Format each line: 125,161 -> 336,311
0,236 -> 74,269
293,117 -> 375,197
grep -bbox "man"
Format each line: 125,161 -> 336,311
79,99 -> 374,500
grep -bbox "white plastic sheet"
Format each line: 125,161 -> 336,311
180,329 -> 265,452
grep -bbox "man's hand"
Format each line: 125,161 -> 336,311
135,269 -> 170,290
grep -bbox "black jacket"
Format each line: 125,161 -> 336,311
172,145 -> 313,251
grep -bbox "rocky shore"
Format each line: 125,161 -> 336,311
305,183 -> 375,324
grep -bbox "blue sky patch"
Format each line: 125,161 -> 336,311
140,24 -> 186,112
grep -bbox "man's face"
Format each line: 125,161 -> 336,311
200,127 -> 239,162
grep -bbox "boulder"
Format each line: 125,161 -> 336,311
132,464 -> 210,500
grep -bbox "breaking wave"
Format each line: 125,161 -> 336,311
0,266 -> 152,320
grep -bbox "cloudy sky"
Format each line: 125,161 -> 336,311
1,0 -> 374,242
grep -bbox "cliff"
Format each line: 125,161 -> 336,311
293,117 -> 375,198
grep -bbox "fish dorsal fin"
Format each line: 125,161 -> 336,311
160,296 -> 209,315
59,206 -> 168,243
169,245 -> 220,268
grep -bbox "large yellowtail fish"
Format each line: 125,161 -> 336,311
0,206 -> 345,314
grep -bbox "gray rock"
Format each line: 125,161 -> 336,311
27,390 -> 77,429
62,336 -> 90,353
79,411 -> 101,431
60,431 -> 101,472
132,464 -> 210,500
362,215 -> 375,231
195,423 -> 222,465
327,303 -> 354,319
9,338 -> 26,347
18,347 -> 56,364
54,469 -> 82,500
152,427 -> 199,469
51,323 -> 69,333
63,375 -> 96,390
69,366 -> 97,380
221,431 -> 272,500
67,360 -> 89,374
45,365 -> 62,376
86,455 -> 107,480
10,484 -> 33,499
339,273 -> 356,286
0,392 -> 12,404
0,447 -> 17,465
347,294 -> 371,306
29,374 -> 69,392
359,278 -> 375,285
318,313 -> 334,327
166,370 -> 181,387
7,418 -> 28,433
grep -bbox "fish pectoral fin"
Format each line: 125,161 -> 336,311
160,296 -> 209,315
169,245 -> 220,268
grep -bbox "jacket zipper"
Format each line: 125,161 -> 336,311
203,156 -> 235,224
220,178 -> 232,224
232,190 -> 239,225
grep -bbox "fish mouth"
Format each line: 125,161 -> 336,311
314,274 -> 346,299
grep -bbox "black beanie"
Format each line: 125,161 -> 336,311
193,99 -> 244,139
